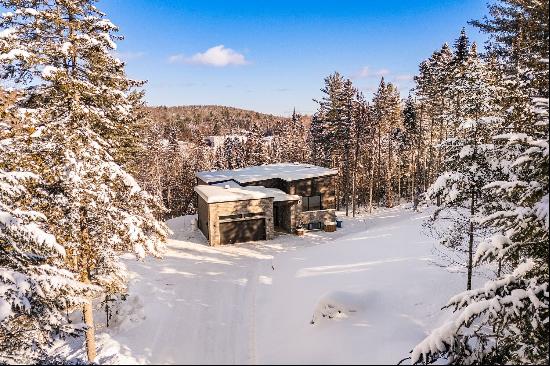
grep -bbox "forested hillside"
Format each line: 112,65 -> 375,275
146,105 -> 303,138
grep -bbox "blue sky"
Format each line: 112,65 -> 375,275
101,0 -> 488,116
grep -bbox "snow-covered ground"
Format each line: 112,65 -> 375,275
77,206 -> 481,364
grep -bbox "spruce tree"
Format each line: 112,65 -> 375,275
311,72 -> 358,211
412,0 -> 548,363
453,28 -> 470,66
424,42 -> 500,291
0,171 -> 97,364
372,78 -> 402,207
0,0 -> 168,361
244,123 -> 270,166
0,111 -> 96,363
402,95 -> 422,206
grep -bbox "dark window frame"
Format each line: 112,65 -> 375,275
302,194 -> 322,212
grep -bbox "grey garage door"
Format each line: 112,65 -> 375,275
219,219 -> 266,244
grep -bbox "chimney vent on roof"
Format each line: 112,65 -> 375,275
224,184 -> 230,189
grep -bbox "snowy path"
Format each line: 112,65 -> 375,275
114,232 -> 267,364
94,207 -> 470,364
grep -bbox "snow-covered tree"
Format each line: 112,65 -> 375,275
311,72 -> 348,167
412,0 -> 548,363
311,72 -> 359,213
415,43 -> 453,186
0,110 -> 97,363
0,170 -> 98,364
401,95 -> 423,205
0,0 -> 168,362
244,123 -> 270,166
424,42 -> 501,291
412,97 -> 548,366
372,78 -> 402,208
273,108 -> 308,164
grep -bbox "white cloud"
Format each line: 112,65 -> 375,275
358,66 -> 370,78
169,45 -> 249,67
375,68 -> 390,77
394,74 -> 414,81
353,66 -> 390,79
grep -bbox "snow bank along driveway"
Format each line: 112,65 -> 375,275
103,207 -> 466,364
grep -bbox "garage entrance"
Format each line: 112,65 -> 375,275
219,218 -> 267,244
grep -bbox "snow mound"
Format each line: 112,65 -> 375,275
311,291 -> 363,325
108,295 -> 146,332
93,333 -> 143,365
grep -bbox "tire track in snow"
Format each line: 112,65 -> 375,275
247,261 -> 260,364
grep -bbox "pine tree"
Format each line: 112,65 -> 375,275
351,93 -> 369,216
372,78 -> 402,207
412,1 -> 549,363
311,72 -> 358,211
244,123 -> 270,166
453,28 -> 470,66
402,95 -> 422,206
311,72 -> 347,168
0,1 -> 168,361
0,171 -> 97,364
415,43 -> 453,187
0,112 -> 96,363
424,42 -> 500,291
288,108 -> 308,162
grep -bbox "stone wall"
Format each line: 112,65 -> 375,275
197,194 -> 210,239
299,209 -> 336,228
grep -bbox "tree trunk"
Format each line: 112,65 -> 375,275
79,207 -> 96,363
428,116 -> 434,188
345,145 -> 350,217
368,156 -> 374,213
467,191 -> 475,291
418,102 -> 426,193
410,152 -> 415,203
397,159 -> 401,205
386,135 -> 393,208
81,269 -> 96,363
377,125 -> 382,206
352,166 -> 356,217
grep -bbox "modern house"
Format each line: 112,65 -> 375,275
194,163 -> 338,245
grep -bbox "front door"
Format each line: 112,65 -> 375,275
273,204 -> 280,228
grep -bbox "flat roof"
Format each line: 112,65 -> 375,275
196,163 -> 338,185
195,184 -> 300,204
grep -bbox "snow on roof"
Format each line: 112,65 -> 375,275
196,184 -> 300,204
212,182 -> 300,202
196,163 -> 338,184
246,186 -> 300,202
195,185 -> 269,203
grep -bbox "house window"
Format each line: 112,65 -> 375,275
219,214 -> 242,220
302,195 -> 322,211
243,212 -> 265,218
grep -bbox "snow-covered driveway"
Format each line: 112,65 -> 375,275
99,207 -> 467,364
